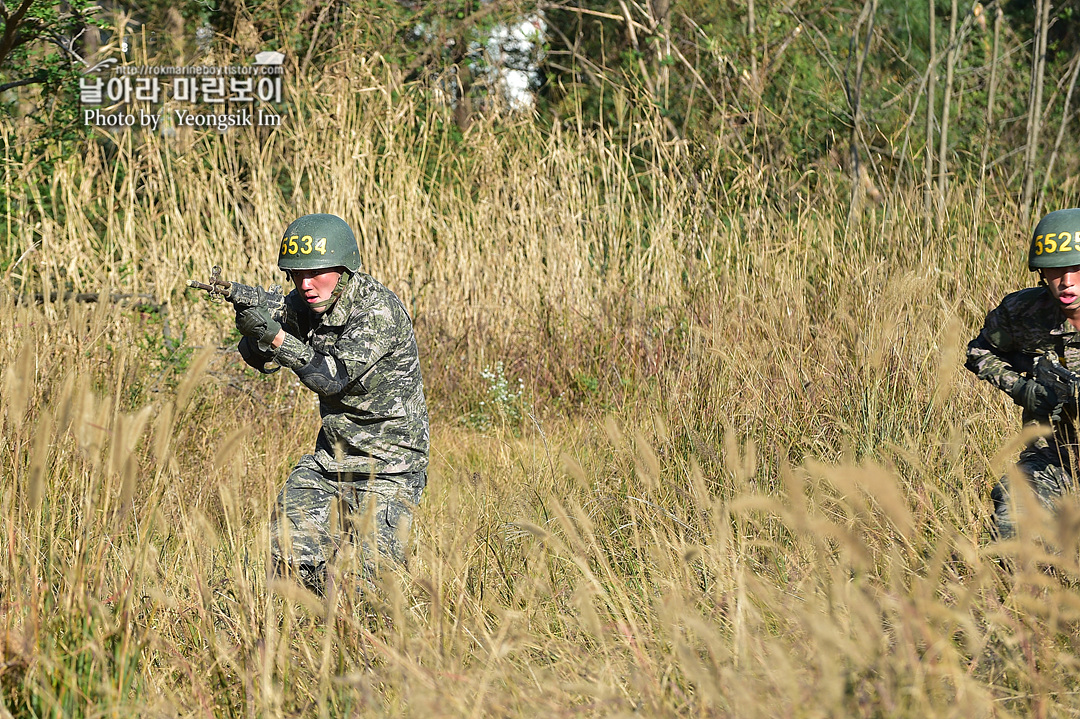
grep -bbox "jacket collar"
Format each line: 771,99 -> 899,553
315,271 -> 368,327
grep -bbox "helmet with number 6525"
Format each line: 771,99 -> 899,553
1029,208 -> 1080,270
277,213 -> 361,273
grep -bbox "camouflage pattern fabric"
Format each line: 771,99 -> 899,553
270,466 -> 427,594
239,269 -> 430,593
270,270 -> 430,477
966,285 -> 1080,538
991,444 -> 1076,540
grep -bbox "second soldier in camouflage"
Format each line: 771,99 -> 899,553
234,213 -> 430,594
966,208 -> 1080,539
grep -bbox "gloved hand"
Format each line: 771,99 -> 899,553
1052,387 -> 1080,424
235,305 -> 282,347
238,336 -> 281,374
1010,376 -> 1060,416
233,285 -> 269,312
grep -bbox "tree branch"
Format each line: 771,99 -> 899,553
537,1 -> 650,33
544,20 -> 606,89
47,29 -> 89,67
0,71 -> 46,93
402,0 -> 508,80
0,0 -> 37,66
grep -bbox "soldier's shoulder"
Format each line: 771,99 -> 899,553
980,286 -> 1063,349
993,286 -> 1052,315
354,273 -> 411,318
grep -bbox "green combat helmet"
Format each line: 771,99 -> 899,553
1029,208 -> 1080,270
278,213 -> 361,273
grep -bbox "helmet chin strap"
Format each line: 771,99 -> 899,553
309,270 -> 350,311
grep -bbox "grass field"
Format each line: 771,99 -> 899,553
3,63 -> 1080,717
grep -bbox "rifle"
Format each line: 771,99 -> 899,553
1033,351 -> 1080,422
186,266 -> 285,315
188,266 -> 287,374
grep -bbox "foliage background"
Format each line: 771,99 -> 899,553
3,0 -> 1080,715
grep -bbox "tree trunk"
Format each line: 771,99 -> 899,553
976,6 -> 1003,224
923,0 -> 936,237
1021,0 -> 1051,225
936,0 -> 958,233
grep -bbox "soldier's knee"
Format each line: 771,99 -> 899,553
270,511 -> 334,576
991,482 -> 1016,540
359,500 -> 411,567
382,506 -> 414,565
355,477 -> 421,567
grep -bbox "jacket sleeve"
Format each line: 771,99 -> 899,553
270,299 -> 403,397
965,302 -> 1026,396
236,289 -> 298,375
273,334 -> 354,395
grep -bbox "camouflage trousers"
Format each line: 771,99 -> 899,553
269,463 -> 427,595
993,441 -> 1076,539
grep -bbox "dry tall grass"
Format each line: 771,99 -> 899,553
1,54 -> 1079,717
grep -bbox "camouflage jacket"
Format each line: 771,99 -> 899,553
966,285 -> 1080,443
240,271 -> 429,476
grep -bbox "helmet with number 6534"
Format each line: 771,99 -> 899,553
277,213 -> 361,273
1029,208 -> 1080,270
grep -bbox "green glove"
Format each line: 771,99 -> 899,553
1010,377 -> 1059,417
235,305 -> 282,347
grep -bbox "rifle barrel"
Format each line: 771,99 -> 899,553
187,279 -> 232,294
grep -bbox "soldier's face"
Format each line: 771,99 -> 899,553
1042,265 -> 1080,311
290,268 -> 343,313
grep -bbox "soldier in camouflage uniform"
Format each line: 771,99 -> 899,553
234,213 -> 429,594
966,209 -> 1080,539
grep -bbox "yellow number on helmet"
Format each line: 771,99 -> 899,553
300,235 -> 313,254
1061,233 -> 1073,252
280,238 -> 289,255
1036,236 -> 1044,255
288,235 -> 299,254
1045,234 -> 1058,254
314,237 -> 327,254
